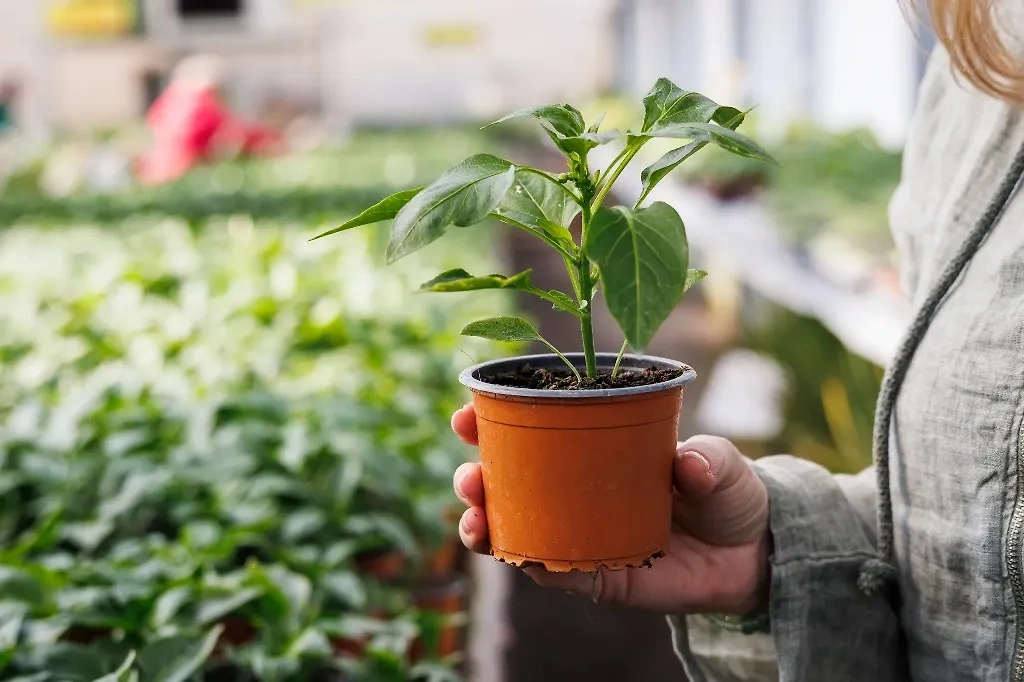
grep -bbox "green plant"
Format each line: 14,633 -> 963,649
0,206 -> 500,679
314,79 -> 776,381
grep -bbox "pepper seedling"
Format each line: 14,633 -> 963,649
313,78 -> 776,382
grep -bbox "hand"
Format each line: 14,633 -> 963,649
451,403 -> 772,615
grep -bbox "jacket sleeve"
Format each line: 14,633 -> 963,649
668,455 -> 904,682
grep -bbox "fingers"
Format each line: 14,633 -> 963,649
459,507 -> 490,555
452,407 -> 485,554
451,403 -> 478,445
674,435 -> 743,499
673,435 -> 769,545
675,448 -> 717,498
453,462 -> 485,507
455,463 -> 488,554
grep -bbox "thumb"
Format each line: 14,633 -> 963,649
672,435 -> 768,545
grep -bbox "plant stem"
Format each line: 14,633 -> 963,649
578,198 -> 598,380
541,340 -> 582,382
611,339 -> 629,378
578,266 -> 597,379
592,143 -> 642,213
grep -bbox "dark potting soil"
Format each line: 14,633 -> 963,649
484,365 -> 684,390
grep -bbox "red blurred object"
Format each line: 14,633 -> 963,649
136,80 -> 282,185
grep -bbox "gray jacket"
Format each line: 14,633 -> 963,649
671,43 -> 1024,681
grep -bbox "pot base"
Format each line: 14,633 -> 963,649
491,547 -> 665,573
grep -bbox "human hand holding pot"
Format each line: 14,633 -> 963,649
452,404 -> 772,615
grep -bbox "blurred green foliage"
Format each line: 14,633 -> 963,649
0,130 -> 518,681
683,122 -> 903,257
0,127 -> 529,227
747,307 -> 883,474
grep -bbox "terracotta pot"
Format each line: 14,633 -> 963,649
409,623 -> 462,662
460,353 -> 695,573
332,633 -> 369,658
424,537 -> 462,579
412,576 -> 467,614
354,548 -> 406,582
410,578 -> 468,661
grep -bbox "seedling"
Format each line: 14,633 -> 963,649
314,78 -> 776,382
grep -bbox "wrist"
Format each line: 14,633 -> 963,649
702,528 -> 773,634
725,526 -> 773,616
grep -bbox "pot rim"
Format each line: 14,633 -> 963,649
459,352 -> 696,399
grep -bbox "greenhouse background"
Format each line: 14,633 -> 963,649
0,1 -> 928,681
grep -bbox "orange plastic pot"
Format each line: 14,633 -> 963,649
460,353 -> 695,573
410,578 -> 468,661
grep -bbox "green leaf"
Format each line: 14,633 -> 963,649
246,651 -> 300,682
23,644 -> 109,682
495,171 -> 579,235
643,121 -> 776,165
322,571 -> 367,610
584,203 -> 689,351
285,628 -> 331,658
343,514 -> 417,557
91,652 -> 136,682
461,316 -> 542,343
98,470 -> 172,522
421,269 -> 581,316
0,566 -> 47,606
63,519 -> 114,552
485,104 -> 585,137
151,587 -> 192,629
310,187 -> 422,241
410,661 -> 463,682
544,290 -> 583,316
538,217 -> 575,243
195,587 -> 262,626
5,674 -> 50,682
137,626 -> 222,682
685,269 -> 708,292
640,78 -> 741,133
386,154 -> 516,262
419,269 -> 532,293
544,128 -> 619,158
281,508 -> 326,543
639,108 -> 746,203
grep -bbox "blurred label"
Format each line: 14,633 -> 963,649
423,24 -> 480,47
46,0 -> 138,38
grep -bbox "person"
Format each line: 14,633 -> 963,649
451,1 -> 1024,680
136,54 -> 282,185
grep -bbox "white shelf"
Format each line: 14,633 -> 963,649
593,148 -> 910,367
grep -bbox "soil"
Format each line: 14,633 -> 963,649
485,365 -> 684,391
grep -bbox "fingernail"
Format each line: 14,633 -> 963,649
681,450 -> 714,479
460,512 -> 471,534
453,463 -> 470,497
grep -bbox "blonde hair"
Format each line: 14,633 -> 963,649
914,0 -> 1024,102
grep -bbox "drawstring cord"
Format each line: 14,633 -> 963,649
859,142 -> 1024,595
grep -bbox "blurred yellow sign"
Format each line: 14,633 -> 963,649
47,0 -> 137,38
423,24 -> 480,47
